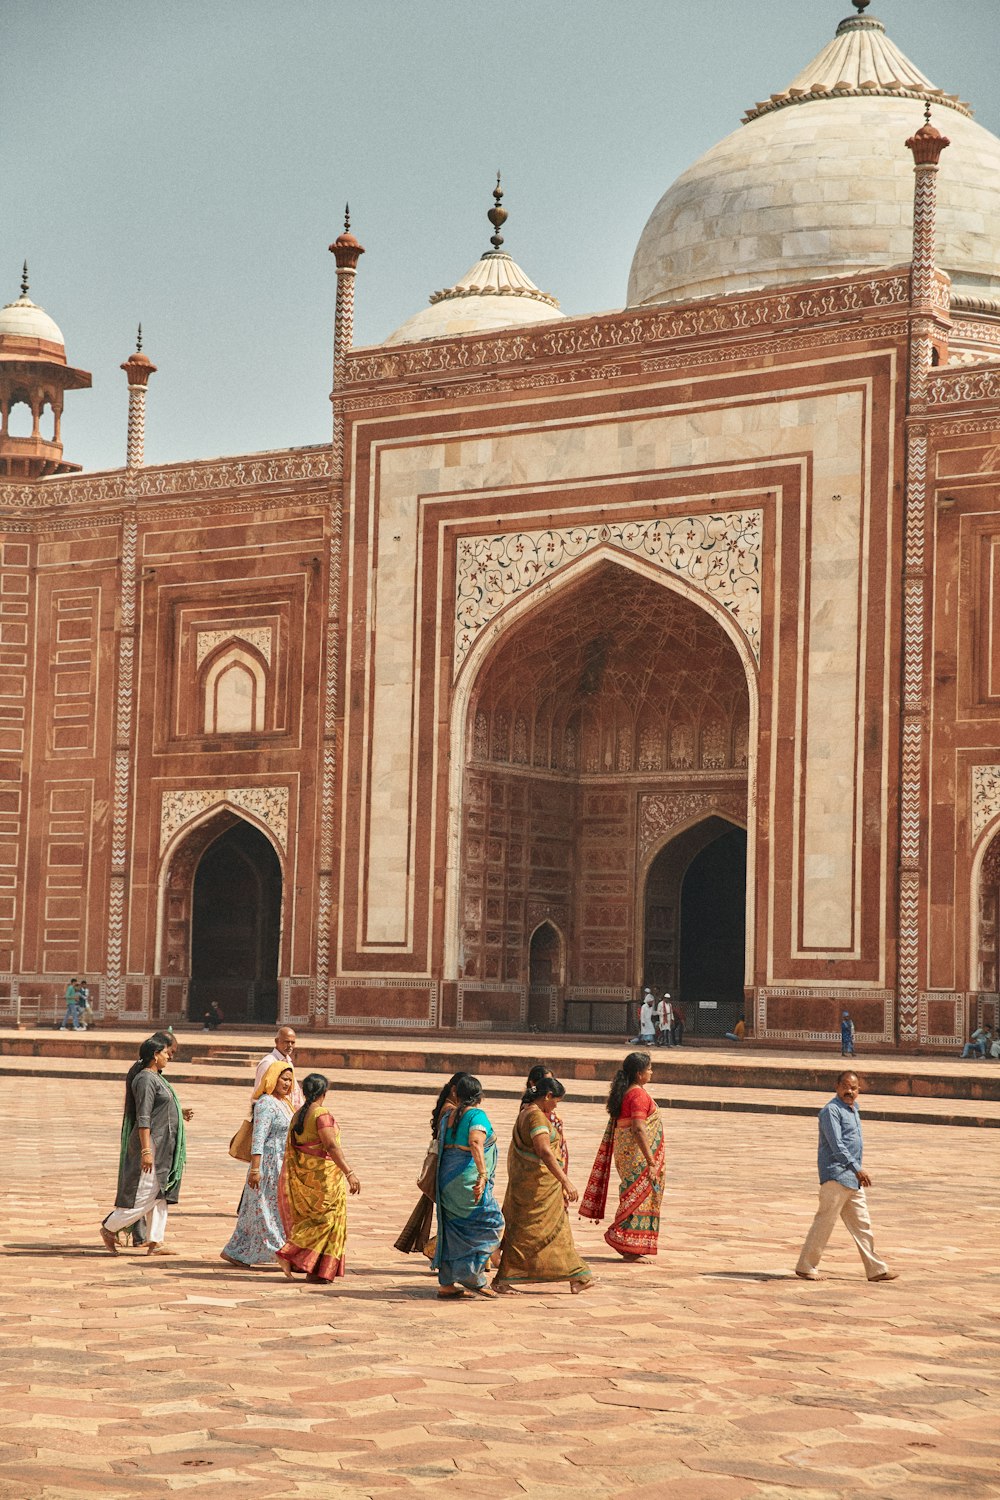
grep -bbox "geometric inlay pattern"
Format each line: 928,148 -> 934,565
455,512 -> 762,675
159,786 -> 289,855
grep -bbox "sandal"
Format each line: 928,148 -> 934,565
570,1277 -> 596,1294
471,1285 -> 498,1298
437,1286 -> 467,1299
100,1226 -> 119,1256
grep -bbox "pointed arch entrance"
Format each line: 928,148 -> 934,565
528,921 -> 564,1030
158,810 -> 282,1025
451,554 -> 755,1031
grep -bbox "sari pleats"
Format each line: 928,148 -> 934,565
581,1107 -> 665,1257
277,1110 -> 347,1281
495,1108 -> 589,1287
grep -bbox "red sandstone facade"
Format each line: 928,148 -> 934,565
3,34 -> 1000,1050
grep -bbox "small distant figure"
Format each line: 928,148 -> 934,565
77,979 -> 93,1030
841,1010 -> 856,1057
725,1015 -> 746,1042
795,1070 -> 897,1283
961,1025 -> 993,1060
202,1000 -> 224,1032
654,992 -> 673,1048
59,977 -> 82,1031
631,989 -> 656,1044
671,999 -> 686,1048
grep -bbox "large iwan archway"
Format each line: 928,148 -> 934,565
454,557 -> 754,1030
189,821 -> 281,1025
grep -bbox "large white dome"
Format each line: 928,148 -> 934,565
0,291 -> 65,347
628,14 -> 1000,309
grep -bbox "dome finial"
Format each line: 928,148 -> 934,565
487,171 -> 507,250
852,0 -> 871,11
136,322 -> 143,352
344,202 -> 350,232
20,260 -> 28,297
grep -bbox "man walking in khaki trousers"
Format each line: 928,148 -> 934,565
795,1071 -> 898,1283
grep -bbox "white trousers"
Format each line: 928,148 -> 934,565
796,1179 -> 888,1279
104,1164 -> 168,1243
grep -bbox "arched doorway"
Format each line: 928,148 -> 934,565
679,823 -> 747,1035
454,557 -> 753,1030
188,821 -> 281,1025
528,921 -> 563,1029
643,817 -> 746,1034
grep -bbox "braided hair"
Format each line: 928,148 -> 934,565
520,1074 -> 565,1108
292,1072 -> 329,1137
123,1036 -> 164,1126
430,1072 -> 465,1138
606,1051 -> 650,1120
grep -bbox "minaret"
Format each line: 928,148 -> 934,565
328,206 -> 365,476
896,107 -> 951,1045
120,325 -> 157,470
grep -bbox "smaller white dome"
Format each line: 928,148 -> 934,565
385,248 -> 563,346
0,293 -> 65,347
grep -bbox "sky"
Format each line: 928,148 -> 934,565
5,0 -> 998,474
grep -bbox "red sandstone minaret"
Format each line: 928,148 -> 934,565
120,325 -> 157,470
329,206 -> 365,475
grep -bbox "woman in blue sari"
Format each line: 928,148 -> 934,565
432,1074 -> 504,1299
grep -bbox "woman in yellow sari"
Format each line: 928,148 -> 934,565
277,1073 -> 361,1283
580,1051 -> 665,1260
494,1077 -> 593,1294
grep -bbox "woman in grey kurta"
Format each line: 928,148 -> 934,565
100,1037 -> 179,1255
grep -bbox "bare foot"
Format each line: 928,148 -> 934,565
279,1259 -> 294,1279
145,1243 -> 176,1256
571,1277 -> 597,1294
100,1226 -> 119,1256
437,1286 -> 467,1299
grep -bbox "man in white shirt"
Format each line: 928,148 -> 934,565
631,990 -> 656,1044
655,993 -> 674,1047
254,1025 -> 304,1107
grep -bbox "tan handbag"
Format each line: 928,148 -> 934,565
228,1114 -> 253,1162
416,1138 -> 438,1200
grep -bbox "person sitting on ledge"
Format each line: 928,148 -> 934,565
961,1025 -> 992,1059
725,1016 -> 746,1043
202,1000 -> 224,1032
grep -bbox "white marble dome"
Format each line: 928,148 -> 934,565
0,292 -> 65,347
385,248 -> 563,346
628,15 -> 1000,309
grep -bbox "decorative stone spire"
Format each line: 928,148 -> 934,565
20,261 -> 28,297
329,204 -> 365,475
120,324 -> 157,470
487,173 -> 507,250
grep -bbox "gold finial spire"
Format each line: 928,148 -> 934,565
487,171 -> 507,251
20,260 -> 28,297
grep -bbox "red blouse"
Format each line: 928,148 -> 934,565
618,1084 -> 655,1122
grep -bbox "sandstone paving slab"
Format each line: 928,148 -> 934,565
5,1077 -> 1000,1498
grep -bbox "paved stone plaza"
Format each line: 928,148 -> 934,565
2,1075 -> 999,1499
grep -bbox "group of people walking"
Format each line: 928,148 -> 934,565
99,1028 -> 894,1289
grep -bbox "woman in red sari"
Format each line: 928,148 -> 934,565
580,1051 -> 665,1259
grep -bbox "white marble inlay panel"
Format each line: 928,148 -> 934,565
159,786 -> 288,854
972,765 -> 1000,842
195,627 -> 273,667
455,512 -> 761,674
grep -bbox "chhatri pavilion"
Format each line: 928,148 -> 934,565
3,3 -> 1000,1050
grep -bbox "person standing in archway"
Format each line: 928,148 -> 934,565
671,999 -> 686,1048
655,993 -> 673,1048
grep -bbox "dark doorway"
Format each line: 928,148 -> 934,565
188,821 -> 281,1025
680,825 -> 747,1034
528,921 -> 562,1030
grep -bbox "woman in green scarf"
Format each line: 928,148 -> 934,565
116,1031 -> 192,1248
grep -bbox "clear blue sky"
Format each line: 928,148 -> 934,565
5,1 -> 997,473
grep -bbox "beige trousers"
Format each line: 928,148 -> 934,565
796,1179 -> 888,1279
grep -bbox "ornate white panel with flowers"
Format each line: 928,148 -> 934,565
454,512 -> 761,677
195,626 -> 273,667
159,786 -> 289,855
971,765 -> 1000,842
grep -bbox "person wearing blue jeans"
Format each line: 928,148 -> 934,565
961,1027 -> 992,1059
59,978 -> 82,1030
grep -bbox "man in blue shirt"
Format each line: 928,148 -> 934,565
795,1071 -> 897,1282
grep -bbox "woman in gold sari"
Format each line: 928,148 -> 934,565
580,1051 -> 665,1260
494,1076 -> 593,1294
277,1073 -> 361,1283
